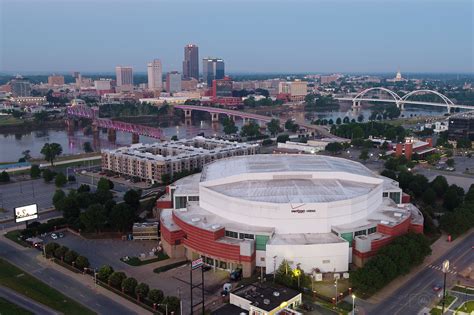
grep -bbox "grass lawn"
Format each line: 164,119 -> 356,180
457,300 -> 474,313
0,115 -> 23,126
452,285 -> 474,295
121,252 -> 169,266
0,297 -> 34,315
0,258 -> 96,315
430,308 -> 442,315
438,294 -> 456,307
4,230 -> 29,247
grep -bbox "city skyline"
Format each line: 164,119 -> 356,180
1,0 -> 472,74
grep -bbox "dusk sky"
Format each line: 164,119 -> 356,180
1,0 -> 472,74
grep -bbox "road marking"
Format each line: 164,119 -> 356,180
427,264 -> 457,275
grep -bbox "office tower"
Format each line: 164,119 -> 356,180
202,58 -> 225,86
115,66 -> 134,87
48,75 -> 65,86
147,59 -> 163,91
182,44 -> 199,80
166,71 -> 182,93
10,76 -> 31,97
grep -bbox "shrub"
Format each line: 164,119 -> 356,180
75,255 -> 90,270
121,277 -> 138,295
147,289 -> 164,303
108,272 -> 127,288
135,283 -> 150,299
54,246 -> 69,259
55,173 -> 67,187
64,250 -> 79,264
97,265 -> 114,281
45,242 -> 60,257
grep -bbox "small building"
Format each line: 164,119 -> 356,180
132,222 -> 159,240
212,284 -> 302,315
390,137 -> 435,160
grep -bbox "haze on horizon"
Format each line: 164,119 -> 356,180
0,0 -> 472,74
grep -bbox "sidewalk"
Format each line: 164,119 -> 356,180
36,255 -> 153,315
367,229 -> 473,304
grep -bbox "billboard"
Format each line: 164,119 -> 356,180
15,204 -> 38,223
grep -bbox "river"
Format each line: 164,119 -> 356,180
0,107 -> 448,163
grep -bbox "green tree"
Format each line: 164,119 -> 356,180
64,250 -> 79,264
456,137 -> 472,149
325,142 -> 343,155
284,119 -> 299,132
110,203 -> 135,232
55,173 -> 67,187
77,184 -> 91,193
336,117 -> 342,125
0,171 -> 10,183
147,289 -> 164,304
56,194 -> 80,222
171,135 -> 178,141
52,189 -> 66,208
108,272 -> 127,288
75,256 -> 90,270
54,246 -> 69,259
97,177 -> 113,191
30,164 -> 41,178
83,142 -> 93,153
443,185 -> 463,211
222,116 -> 238,135
357,114 -> 364,122
42,169 -> 56,183
80,204 -> 107,233
359,149 -> 369,161
276,134 -> 290,143
266,119 -> 282,136
446,158 -> 455,168
98,265 -> 114,281
431,176 -> 449,197
44,242 -> 60,257
124,189 -> 142,210
121,277 -> 138,295
40,143 -> 62,166
135,283 -> 150,300
162,296 -> 181,314
33,111 -> 48,122
240,122 -> 261,138
422,188 -> 436,206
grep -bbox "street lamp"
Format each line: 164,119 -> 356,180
154,303 -> 168,315
442,259 -> 449,314
334,278 -> 338,305
352,294 -> 356,315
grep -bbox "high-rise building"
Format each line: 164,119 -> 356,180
48,75 -> 65,86
182,44 -> 199,80
147,59 -> 163,91
115,66 -> 133,88
202,58 -> 225,86
166,71 -> 182,93
10,76 -> 31,97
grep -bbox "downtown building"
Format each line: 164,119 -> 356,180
166,71 -> 182,93
182,44 -> 199,80
278,80 -> 308,102
158,154 -> 423,277
147,59 -> 163,92
115,66 -> 134,91
101,137 -> 258,184
203,58 -> 225,86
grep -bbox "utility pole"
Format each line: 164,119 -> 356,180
442,260 -> 449,314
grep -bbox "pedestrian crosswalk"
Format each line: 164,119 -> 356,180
426,264 -> 458,275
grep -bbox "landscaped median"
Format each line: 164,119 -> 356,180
456,300 -> 474,313
0,258 -> 95,315
45,242 -> 181,315
121,251 -> 169,266
0,297 -> 34,315
430,294 -> 457,315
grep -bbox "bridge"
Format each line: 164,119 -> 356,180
66,105 -> 164,142
335,88 -> 474,112
174,104 -> 335,138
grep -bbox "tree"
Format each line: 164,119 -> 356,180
55,173 -> 67,187
381,169 -> 397,180
359,149 -> 369,161
80,204 -> 107,233
77,184 -> 91,193
83,142 -> 93,153
110,203 -> 135,232
422,188 -> 436,206
45,242 -> 60,257
357,114 -> 364,122
64,250 -> 79,264
56,194 -> 80,222
222,116 -> 238,135
54,246 -> 69,259
135,283 -> 150,300
121,277 -> 138,295
266,119 -> 282,136
147,289 -> 164,304
336,117 -> 342,125
124,189 -> 142,210
22,150 -> 31,161
75,256 -> 90,270
97,178 -> 113,191
446,158 -> 455,168
162,296 -> 181,314
240,122 -> 261,138
68,175 -> 76,182
431,176 -> 449,197
52,189 -> 66,208
443,185 -> 463,211
40,143 -> 62,166
33,111 -> 48,122
325,142 -> 343,155
30,164 -> 41,178
456,137 -> 472,149
0,171 -> 10,183
108,271 -> 127,288
42,169 -> 56,183
98,265 -> 114,281
276,134 -> 290,143
284,119 -> 299,132
171,135 -> 178,141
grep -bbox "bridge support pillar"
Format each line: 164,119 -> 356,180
447,105 -> 451,114
351,101 -> 361,112
399,103 -> 405,111
92,123 -> 100,139
132,133 -> 140,144
185,118 -> 192,126
66,119 -> 75,134
184,109 -> 192,118
107,129 -> 116,142
211,113 -> 219,122
227,114 -> 234,121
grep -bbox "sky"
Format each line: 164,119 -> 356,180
0,0 -> 472,74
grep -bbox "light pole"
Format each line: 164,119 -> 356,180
156,303 -> 168,315
335,278 -> 338,305
352,294 -> 356,315
442,259 -> 449,314
273,255 -> 277,282
177,287 -> 183,315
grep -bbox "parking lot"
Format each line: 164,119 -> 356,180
43,230 -> 230,312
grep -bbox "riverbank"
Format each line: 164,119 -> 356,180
0,119 -> 65,134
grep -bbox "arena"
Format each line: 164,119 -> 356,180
158,154 -> 423,277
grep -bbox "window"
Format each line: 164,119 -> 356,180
239,233 -> 254,240
188,196 -> 199,202
322,259 -> 330,264
354,230 -> 367,237
383,192 -> 389,197
225,230 -> 238,239
174,196 -> 187,209
389,192 -> 401,204
255,235 -> 270,251
368,227 -> 377,234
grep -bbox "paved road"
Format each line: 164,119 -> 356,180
366,232 -> 474,315
0,285 -> 59,315
0,237 -> 140,315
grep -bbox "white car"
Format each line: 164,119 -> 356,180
51,233 -> 58,240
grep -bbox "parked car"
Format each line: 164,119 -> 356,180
58,232 -> 64,238
230,268 -> 242,281
51,233 -> 58,240
202,264 -> 212,272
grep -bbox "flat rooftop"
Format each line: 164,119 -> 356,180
232,284 -> 301,312
209,178 -> 377,203
201,154 -> 377,182
268,232 -> 346,246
